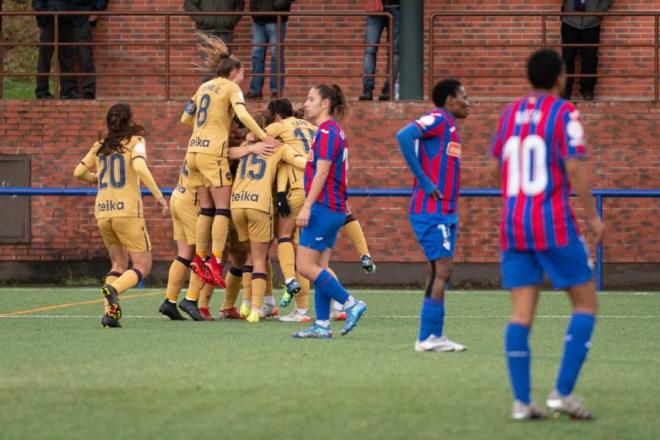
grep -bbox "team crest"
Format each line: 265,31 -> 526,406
446,142 -> 462,158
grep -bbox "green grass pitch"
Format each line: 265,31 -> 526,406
1,288 -> 659,440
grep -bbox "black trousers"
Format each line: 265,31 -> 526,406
73,18 -> 96,96
35,16 -> 77,97
561,22 -> 601,95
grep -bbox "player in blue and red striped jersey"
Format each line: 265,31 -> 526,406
489,49 -> 604,421
396,79 -> 470,354
292,84 -> 367,339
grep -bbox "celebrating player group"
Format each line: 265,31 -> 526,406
74,41 -> 603,420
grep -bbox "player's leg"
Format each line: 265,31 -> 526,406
206,184 -> 232,287
240,257 -> 253,318
160,239 -> 193,321
262,258 -> 278,318
276,216 -> 300,299
342,212 -> 376,273
246,240 -> 270,323
187,153 -> 214,282
218,249 -> 246,319
103,244 -> 128,319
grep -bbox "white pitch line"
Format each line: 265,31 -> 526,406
0,314 -> 656,320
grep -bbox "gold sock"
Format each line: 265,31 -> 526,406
198,283 -> 214,308
222,267 -> 243,309
110,269 -> 140,295
211,211 -> 230,260
294,271 -> 310,310
165,258 -> 189,303
242,267 -> 253,303
196,209 -> 214,258
343,216 -> 370,257
277,239 -> 297,281
266,260 -> 273,295
185,272 -> 205,301
251,273 -> 267,310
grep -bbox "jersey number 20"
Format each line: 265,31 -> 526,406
503,135 -> 548,196
98,154 -> 126,189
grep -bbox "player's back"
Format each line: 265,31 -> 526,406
93,136 -> 146,219
267,117 -> 317,190
187,77 -> 240,157
490,93 -> 586,251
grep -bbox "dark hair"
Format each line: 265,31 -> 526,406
292,107 -> 305,119
432,79 -> 462,107
267,98 -> 294,119
254,110 -> 274,130
527,49 -> 562,90
98,103 -> 145,156
216,55 -> 242,78
313,83 -> 347,120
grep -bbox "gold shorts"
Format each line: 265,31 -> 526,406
185,152 -> 233,188
170,195 -> 199,245
227,221 -> 250,252
287,187 -> 306,218
97,217 -> 152,253
231,208 -> 273,243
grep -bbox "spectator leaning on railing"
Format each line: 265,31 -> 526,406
561,0 -> 614,101
246,0 -> 295,99
359,0 -> 399,102
72,0 -> 108,99
32,0 -> 80,99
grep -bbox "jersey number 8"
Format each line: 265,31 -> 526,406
503,134 -> 548,197
196,94 -> 212,128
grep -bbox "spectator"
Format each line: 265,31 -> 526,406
33,0 -> 80,99
72,0 -> 108,99
561,0 -> 614,101
246,0 -> 295,99
358,0 -> 399,101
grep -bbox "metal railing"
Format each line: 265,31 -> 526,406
0,10 -> 394,100
1,186 -> 658,291
429,11 -> 660,101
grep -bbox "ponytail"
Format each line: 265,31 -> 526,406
98,103 -> 145,156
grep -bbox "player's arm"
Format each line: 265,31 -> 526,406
396,121 -> 440,198
281,145 -> 306,170
181,96 -> 197,126
130,139 -> 169,215
227,140 -> 277,160
73,147 -> 98,183
275,163 -> 292,217
276,162 -> 289,193
296,160 -> 331,228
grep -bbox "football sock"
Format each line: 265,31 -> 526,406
242,265 -> 253,303
185,272 -> 205,302
343,214 -> 370,257
211,209 -> 231,262
277,237 -> 296,281
556,313 -> 596,396
505,322 -> 531,405
315,319 -> 330,328
314,269 -> 349,305
104,271 -> 122,313
195,208 -> 214,259
222,266 -> 243,309
165,256 -> 190,303
251,272 -> 267,310
418,297 -> 444,341
294,272 -> 310,310
264,295 -> 275,306
110,268 -> 142,295
266,259 -> 273,295
313,287 -> 331,322
198,283 -> 214,309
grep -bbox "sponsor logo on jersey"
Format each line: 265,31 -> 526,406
184,100 -> 196,115
232,190 -> 259,202
416,114 -> 440,128
189,136 -> 211,148
97,200 -> 125,212
446,141 -> 462,158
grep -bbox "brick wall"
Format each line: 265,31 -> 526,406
0,100 -> 658,265
72,0 -> 657,100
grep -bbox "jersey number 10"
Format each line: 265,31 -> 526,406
503,135 -> 548,197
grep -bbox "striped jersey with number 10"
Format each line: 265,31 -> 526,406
489,93 -> 587,251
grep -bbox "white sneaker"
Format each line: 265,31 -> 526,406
414,335 -> 467,352
261,303 -> 279,319
546,390 -> 594,420
511,400 -> 548,420
279,309 -> 312,323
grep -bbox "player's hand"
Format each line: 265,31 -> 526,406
263,136 -> 282,148
296,205 -> 311,228
588,216 -> 604,244
158,198 -> 170,216
248,141 -> 276,157
246,132 -> 257,142
429,189 -> 442,199
277,192 -> 291,217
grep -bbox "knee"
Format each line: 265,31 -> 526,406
435,264 -> 452,283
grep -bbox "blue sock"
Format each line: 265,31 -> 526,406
556,312 -> 596,396
418,297 -> 444,341
505,322 -> 531,404
313,284 -> 331,322
314,269 -> 349,304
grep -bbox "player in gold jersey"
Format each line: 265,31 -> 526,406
74,103 -> 168,328
181,35 -> 280,288
228,111 -> 307,323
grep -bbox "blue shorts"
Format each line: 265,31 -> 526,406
501,236 -> 594,289
299,203 -> 347,252
409,213 -> 458,261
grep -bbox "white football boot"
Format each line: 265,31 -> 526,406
511,400 -> 548,420
279,309 -> 312,323
414,335 -> 467,352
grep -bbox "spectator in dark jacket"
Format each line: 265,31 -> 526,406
32,0 -> 79,98
246,0 -> 294,99
72,0 -> 108,99
184,0 -> 244,45
561,0 -> 614,100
